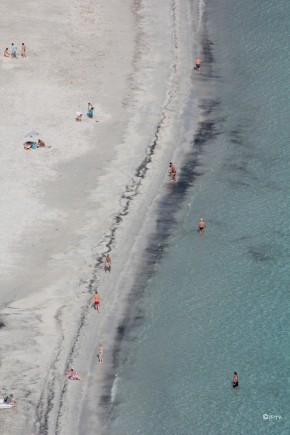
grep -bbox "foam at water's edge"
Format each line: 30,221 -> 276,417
110,375 -> 119,404
197,0 -> 206,31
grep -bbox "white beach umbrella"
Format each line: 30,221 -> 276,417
25,130 -> 39,138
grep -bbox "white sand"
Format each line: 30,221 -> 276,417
0,0 -> 197,433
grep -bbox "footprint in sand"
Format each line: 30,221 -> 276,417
94,108 -> 111,123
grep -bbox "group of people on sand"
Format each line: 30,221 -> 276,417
66,255 -> 111,380
23,139 -> 47,150
4,42 -> 26,59
75,102 -> 95,122
91,255 -> 111,313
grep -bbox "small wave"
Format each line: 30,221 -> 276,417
110,374 -> 119,403
198,0 -> 206,32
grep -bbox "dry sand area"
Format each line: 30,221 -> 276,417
0,0 -> 139,432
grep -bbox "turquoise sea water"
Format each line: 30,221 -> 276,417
108,0 -> 290,433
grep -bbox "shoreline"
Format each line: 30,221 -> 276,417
71,0 -> 210,433
55,0 -> 199,433
97,0 -> 220,432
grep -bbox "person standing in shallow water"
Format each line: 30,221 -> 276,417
194,57 -> 202,73
169,162 -> 177,181
197,218 -> 206,234
233,372 -> 239,388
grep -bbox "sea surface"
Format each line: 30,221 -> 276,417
107,0 -> 290,433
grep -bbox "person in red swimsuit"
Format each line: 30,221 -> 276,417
92,291 -> 101,312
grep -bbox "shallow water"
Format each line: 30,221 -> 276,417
107,0 -> 290,433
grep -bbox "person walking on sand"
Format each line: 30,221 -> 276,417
98,344 -> 104,363
21,43 -> 27,58
92,291 -> 101,312
198,218 -> 206,234
104,254 -> 111,272
11,43 -> 17,59
169,162 -> 177,181
4,48 -> 10,57
87,106 -> 94,119
194,57 -> 202,73
233,372 -> 239,388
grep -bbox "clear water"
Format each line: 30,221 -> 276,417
108,0 -> 290,433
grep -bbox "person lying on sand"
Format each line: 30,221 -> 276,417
75,112 -> 82,121
3,395 -> 16,406
23,141 -> 37,150
4,48 -> 10,57
65,368 -> 81,381
37,139 -> 46,147
24,142 -> 32,150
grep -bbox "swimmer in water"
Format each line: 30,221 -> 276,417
92,291 -> 101,312
169,162 -> 177,181
194,57 -> 202,73
233,372 -> 239,388
104,254 -> 111,272
198,218 -> 206,234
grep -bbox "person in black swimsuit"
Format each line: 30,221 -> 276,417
233,372 -> 239,388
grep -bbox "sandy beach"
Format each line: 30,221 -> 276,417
0,0 -> 196,433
